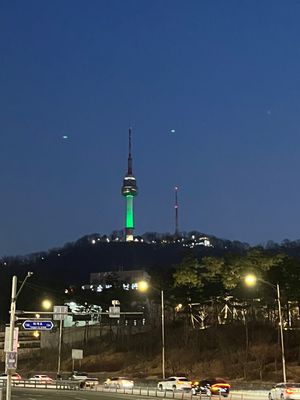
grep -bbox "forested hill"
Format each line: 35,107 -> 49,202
2,234 -> 300,285
0,232 -> 250,285
1,233 -> 300,324
0,232 -> 250,322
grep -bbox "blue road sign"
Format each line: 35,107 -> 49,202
22,320 -> 54,331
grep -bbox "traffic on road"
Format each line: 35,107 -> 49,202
1,371 -> 298,400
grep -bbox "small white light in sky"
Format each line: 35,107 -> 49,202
170,129 -> 176,133
62,135 -> 69,140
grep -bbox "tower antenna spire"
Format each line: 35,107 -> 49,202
128,127 -> 133,175
174,186 -> 179,237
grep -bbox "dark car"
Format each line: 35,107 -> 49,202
191,378 -> 230,396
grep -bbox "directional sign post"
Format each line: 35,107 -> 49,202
4,327 -> 18,352
109,306 -> 120,318
22,320 -> 54,331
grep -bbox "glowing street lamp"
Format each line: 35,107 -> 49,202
244,274 -> 257,287
138,280 -> 149,292
138,281 -> 165,379
244,274 -> 286,383
42,299 -> 52,310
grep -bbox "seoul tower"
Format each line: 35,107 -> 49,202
121,128 -> 138,242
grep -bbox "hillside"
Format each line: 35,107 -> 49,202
11,321 -> 300,384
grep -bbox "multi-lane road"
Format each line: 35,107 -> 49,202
7,388 -> 268,400
9,388 -> 139,400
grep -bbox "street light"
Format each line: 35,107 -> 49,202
6,272 -> 33,400
138,281 -> 165,379
42,299 -> 52,310
244,274 -> 286,383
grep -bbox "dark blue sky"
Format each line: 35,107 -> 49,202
1,1 -> 300,255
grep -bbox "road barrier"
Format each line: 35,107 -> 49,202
95,386 -> 268,400
0,380 -> 269,399
0,379 -> 81,390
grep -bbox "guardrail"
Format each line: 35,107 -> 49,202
94,386 -> 269,400
0,379 -> 81,390
0,380 -> 269,399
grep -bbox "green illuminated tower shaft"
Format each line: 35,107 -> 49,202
121,128 -> 138,241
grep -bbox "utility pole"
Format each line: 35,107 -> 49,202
6,276 -> 17,400
57,319 -> 63,378
277,283 -> 286,383
6,272 -> 33,400
161,289 -> 165,379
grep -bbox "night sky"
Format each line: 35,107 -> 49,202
1,1 -> 300,256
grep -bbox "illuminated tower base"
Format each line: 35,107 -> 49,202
125,195 -> 134,241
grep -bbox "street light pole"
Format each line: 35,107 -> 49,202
276,283 -> 286,383
6,272 -> 33,400
137,281 -> 166,379
6,276 -> 17,400
57,319 -> 63,378
161,289 -> 165,379
244,274 -> 287,383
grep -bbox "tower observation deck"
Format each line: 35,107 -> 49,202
121,128 -> 138,241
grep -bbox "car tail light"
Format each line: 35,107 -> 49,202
213,384 -> 231,389
286,388 -> 294,394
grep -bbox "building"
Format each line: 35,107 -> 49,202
82,269 -> 150,292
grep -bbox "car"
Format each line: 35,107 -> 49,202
269,383 -> 300,400
157,376 -> 192,391
104,377 -> 134,389
71,371 -> 89,380
70,372 -> 98,388
29,375 -> 53,383
0,373 -> 22,384
191,378 -> 230,396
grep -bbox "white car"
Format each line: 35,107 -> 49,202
0,373 -> 22,383
70,372 -> 98,387
157,376 -> 191,391
29,375 -> 53,383
269,383 -> 300,400
104,377 -> 134,389
71,372 -> 89,380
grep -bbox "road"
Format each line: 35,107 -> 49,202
10,388 -> 138,400
5,386 -> 269,400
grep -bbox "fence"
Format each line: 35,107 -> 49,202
0,379 -> 81,390
0,380 -> 269,399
